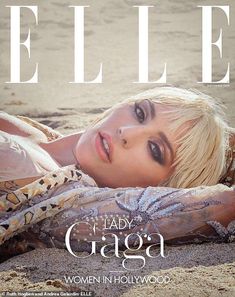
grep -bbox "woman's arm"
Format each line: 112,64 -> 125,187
0,112 -> 66,187
0,111 -> 47,141
39,184 -> 234,250
0,164 -> 234,253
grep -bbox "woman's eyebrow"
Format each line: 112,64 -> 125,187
159,132 -> 174,164
145,99 -> 156,119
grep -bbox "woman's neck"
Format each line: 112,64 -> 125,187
40,132 -> 82,166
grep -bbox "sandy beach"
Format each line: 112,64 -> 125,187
0,243 -> 235,296
0,0 -> 234,296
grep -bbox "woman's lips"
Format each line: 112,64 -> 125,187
95,132 -> 113,163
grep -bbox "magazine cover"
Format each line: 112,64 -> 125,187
0,0 -> 234,296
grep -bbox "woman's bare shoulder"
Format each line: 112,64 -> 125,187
0,111 -> 48,142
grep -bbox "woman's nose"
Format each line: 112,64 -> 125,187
118,125 -> 147,148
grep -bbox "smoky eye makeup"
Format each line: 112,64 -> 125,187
134,101 -> 146,123
134,99 -> 153,123
148,140 -> 165,165
133,100 -> 166,165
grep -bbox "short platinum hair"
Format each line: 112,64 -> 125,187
91,87 -> 234,188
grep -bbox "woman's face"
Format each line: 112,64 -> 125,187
74,99 -> 177,188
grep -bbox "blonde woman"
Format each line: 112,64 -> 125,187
0,87 -> 233,188
0,87 -> 234,260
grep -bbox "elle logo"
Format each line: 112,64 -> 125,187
5,5 -> 230,84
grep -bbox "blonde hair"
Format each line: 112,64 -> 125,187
91,87 -> 234,188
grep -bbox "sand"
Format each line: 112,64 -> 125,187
0,0 -> 234,296
1,243 -> 235,296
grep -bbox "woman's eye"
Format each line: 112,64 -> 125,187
148,141 -> 164,165
134,103 -> 145,123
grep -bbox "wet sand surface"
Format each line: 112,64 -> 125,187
0,0 -> 234,296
